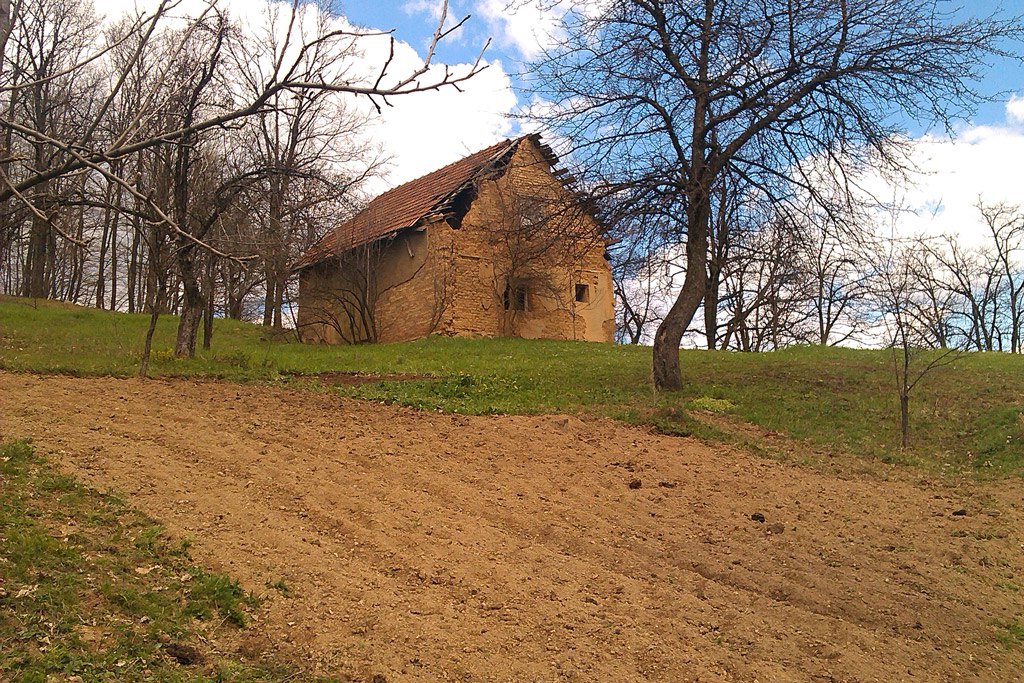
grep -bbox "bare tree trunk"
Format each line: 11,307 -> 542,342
96,179 -> 115,308
900,392 -> 910,450
24,191 -> 50,298
0,0 -> 13,81
127,220 -> 140,313
202,256 -> 214,350
272,270 -> 285,331
139,303 -> 160,377
652,184 -> 710,391
262,265 -> 274,326
704,274 -> 719,350
174,243 -> 203,358
72,198 -> 86,301
110,177 -> 122,309
139,219 -> 166,377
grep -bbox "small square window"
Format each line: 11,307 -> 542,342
504,283 -> 529,311
574,283 -> 590,303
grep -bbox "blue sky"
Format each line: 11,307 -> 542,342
340,0 -> 1023,130
332,0 -> 1024,246
959,0 -> 1024,126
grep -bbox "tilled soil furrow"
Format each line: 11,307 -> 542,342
2,372 -> 1022,682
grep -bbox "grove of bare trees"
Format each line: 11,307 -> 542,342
527,0 -> 1024,389
610,199 -> 1024,354
0,0 -> 484,370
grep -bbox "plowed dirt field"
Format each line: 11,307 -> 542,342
2,372 -> 1022,682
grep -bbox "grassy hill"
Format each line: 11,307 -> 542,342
2,295 -> 1023,476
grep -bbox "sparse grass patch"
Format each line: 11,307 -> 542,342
619,404 -> 733,442
994,620 -> 1024,649
3,296 -> 1024,476
0,439 -> 330,682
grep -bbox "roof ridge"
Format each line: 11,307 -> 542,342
295,134 -> 539,270
383,136 -> 523,197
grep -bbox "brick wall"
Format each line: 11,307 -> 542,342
445,138 -> 615,343
298,137 -> 615,344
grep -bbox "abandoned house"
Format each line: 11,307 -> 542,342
295,134 -> 615,344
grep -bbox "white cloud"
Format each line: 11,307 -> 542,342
1006,95 -> 1024,125
477,0 -> 569,60
857,122 -> 1024,248
372,57 -> 517,186
97,0 -> 519,191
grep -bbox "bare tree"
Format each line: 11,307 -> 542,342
230,1 -> 382,332
611,242 -> 676,345
921,234 -> 1005,351
528,0 -> 1023,389
873,242 -> 962,449
904,243 -> 961,349
980,201 -> 1024,353
718,217 -> 812,351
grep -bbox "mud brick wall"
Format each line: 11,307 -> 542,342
299,137 -> 615,344
444,139 -> 615,342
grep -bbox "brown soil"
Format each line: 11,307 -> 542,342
2,371 -> 1022,682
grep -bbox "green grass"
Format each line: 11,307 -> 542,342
0,438 -> 330,682
2,295 -> 1024,475
995,620 -> 1024,650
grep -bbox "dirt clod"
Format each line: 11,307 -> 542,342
163,643 -> 203,666
627,479 -> 642,489
952,508 -> 968,516
766,523 -> 786,535
751,512 -> 766,523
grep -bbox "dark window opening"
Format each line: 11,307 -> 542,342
518,196 -> 546,229
504,283 -> 529,311
575,283 -> 590,303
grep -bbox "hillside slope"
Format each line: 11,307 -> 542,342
3,372 -> 1023,682
2,296 -> 1022,474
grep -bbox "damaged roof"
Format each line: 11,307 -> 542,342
295,133 -> 559,270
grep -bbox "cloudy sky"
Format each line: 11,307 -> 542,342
101,0 -> 1023,243
357,0 -> 1024,246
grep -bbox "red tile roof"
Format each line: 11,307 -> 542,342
296,135 -> 546,269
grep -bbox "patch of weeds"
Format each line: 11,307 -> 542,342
688,396 -> 736,414
185,569 -> 256,627
994,620 -> 1024,649
266,578 -> 290,596
147,348 -> 177,364
36,471 -> 78,493
971,528 -> 1009,541
134,524 -> 192,557
1,438 -> 34,464
133,524 -> 166,553
996,581 -> 1020,593
0,438 -> 323,682
622,405 -> 732,442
